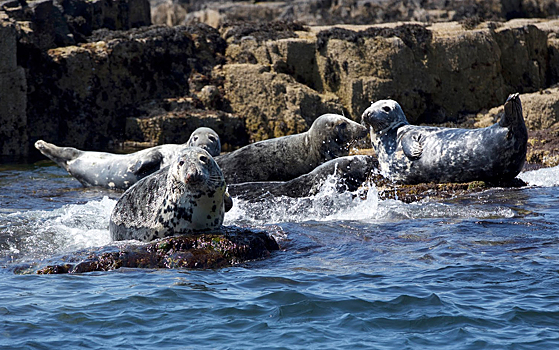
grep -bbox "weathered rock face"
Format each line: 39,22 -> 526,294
151,0 -> 559,28
222,63 -> 343,141
25,24 -> 229,151
224,20 -> 559,125
0,14 -> 27,158
2,3 -> 559,161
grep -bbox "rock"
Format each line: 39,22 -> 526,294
222,63 -> 345,141
151,0 -> 559,28
367,172 -> 527,204
33,227 -> 280,274
25,24 -> 226,153
125,105 -> 248,151
0,15 -> 27,158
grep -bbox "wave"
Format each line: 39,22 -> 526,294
225,173 -> 516,226
519,165 -> 559,187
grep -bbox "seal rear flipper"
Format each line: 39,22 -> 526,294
401,133 -> 425,161
34,140 -> 83,171
130,150 -> 164,177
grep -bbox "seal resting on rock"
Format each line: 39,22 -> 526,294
227,155 -> 378,200
361,93 -> 527,184
110,147 -> 227,242
35,127 -> 221,190
216,114 -> 368,184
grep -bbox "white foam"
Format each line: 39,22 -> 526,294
518,165 -> 559,187
4,197 -> 115,259
224,173 -> 516,226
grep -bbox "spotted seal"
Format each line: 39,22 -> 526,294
34,127 -> 221,190
110,147 -> 227,242
216,114 -> 368,184
361,93 -> 527,184
227,155 -> 378,200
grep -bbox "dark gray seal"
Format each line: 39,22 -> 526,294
110,147 -> 227,242
227,155 -> 378,200
34,127 -> 221,190
361,93 -> 527,184
216,114 -> 368,184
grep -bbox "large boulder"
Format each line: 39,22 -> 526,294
25,24 -> 226,153
222,63 -> 343,141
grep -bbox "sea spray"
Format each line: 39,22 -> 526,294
1,197 -> 115,261
518,165 -> 559,187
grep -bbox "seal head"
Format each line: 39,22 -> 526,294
110,147 -> 227,242
186,127 -> 221,157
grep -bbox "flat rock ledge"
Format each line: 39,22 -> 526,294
30,227 -> 279,274
362,171 -> 527,204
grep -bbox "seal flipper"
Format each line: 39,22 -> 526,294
130,150 -> 164,177
224,191 -> 233,212
401,133 -> 425,161
34,140 -> 83,171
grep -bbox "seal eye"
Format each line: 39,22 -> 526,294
193,136 -> 199,142
199,155 -> 209,164
178,160 -> 185,167
382,106 -> 391,112
338,122 -> 347,129
209,136 -> 216,142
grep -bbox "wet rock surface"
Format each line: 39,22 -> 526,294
27,227 -> 280,274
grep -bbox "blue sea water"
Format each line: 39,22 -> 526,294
1,162 -> 559,349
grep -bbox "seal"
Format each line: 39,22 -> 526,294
110,147 -> 227,242
361,93 -> 527,184
216,114 -> 368,184
227,155 -> 378,200
34,127 -> 221,190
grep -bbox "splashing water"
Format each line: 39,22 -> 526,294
0,197 -> 115,262
519,165 -> 559,187
225,172 -> 516,227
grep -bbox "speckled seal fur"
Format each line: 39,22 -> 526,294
215,114 -> 368,184
34,127 -> 221,190
361,93 -> 527,184
110,147 -> 227,242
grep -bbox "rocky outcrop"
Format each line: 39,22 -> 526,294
2,0 -> 559,161
32,227 -> 280,274
151,0 -> 559,28
224,20 -> 559,125
0,14 -> 27,157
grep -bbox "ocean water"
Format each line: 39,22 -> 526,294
1,161 -> 559,349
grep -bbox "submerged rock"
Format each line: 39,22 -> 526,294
33,227 -> 279,274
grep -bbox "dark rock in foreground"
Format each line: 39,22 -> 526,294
34,227 -> 279,274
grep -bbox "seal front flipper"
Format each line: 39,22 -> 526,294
400,132 -> 425,161
34,140 -> 83,171
130,149 -> 164,177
